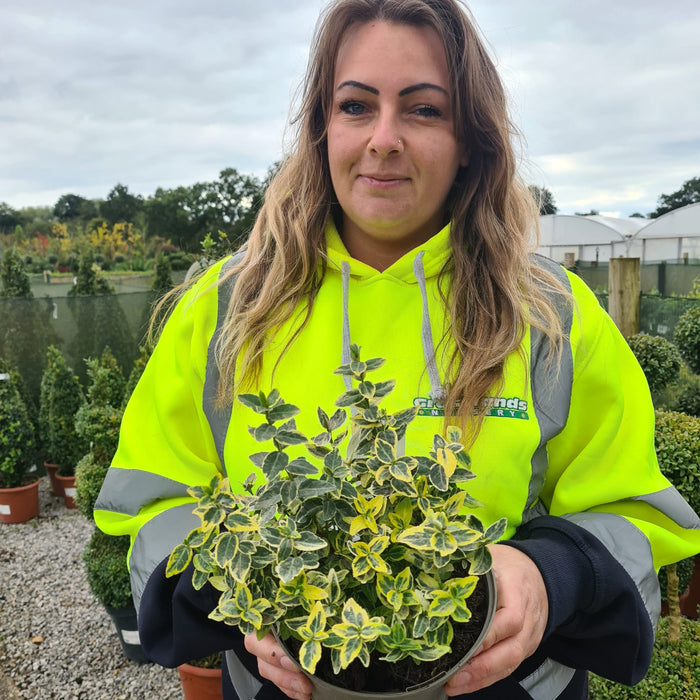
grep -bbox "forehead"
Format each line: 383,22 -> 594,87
333,21 -> 450,89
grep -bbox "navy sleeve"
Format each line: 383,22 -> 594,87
503,515 -> 655,685
137,556 -> 247,668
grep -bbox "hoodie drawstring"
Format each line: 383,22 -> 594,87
340,254 -> 446,403
413,252 -> 446,404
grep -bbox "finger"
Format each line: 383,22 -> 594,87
257,658 -> 313,699
244,633 -> 313,698
472,605 -> 521,655
244,632 -> 287,667
445,637 -> 524,695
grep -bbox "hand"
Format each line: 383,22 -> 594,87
445,544 -> 549,696
244,631 -> 313,700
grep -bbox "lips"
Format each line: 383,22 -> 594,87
359,174 -> 409,189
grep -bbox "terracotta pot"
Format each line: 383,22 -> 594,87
178,662 -> 223,700
0,478 -> 40,524
44,461 -> 62,496
274,569 -> 497,700
55,474 -> 78,509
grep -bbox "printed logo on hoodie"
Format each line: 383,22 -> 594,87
413,396 -> 530,420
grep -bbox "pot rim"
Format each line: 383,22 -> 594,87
0,477 -> 41,493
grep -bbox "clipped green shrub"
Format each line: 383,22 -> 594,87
0,363 -> 36,488
85,347 -> 125,409
46,348 -> 86,476
674,305 -> 700,374
588,617 -> 700,699
627,333 -> 682,397
1,247 -> 33,298
38,347 -> 60,462
69,248 -> 114,296
677,385 -> 700,418
75,404 -> 122,465
122,346 -> 151,408
83,529 -> 132,609
654,409 -> 700,514
152,253 -> 173,292
74,453 -> 109,519
656,364 -> 700,416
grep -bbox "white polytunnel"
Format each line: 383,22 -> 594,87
535,203 -> 700,264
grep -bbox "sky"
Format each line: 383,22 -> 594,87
2,0 -> 699,218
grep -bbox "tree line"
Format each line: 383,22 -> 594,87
1,172 -> 698,259
0,166 -> 273,256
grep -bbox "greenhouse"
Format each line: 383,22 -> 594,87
536,203 -> 700,265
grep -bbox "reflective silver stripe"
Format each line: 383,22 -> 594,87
563,511 -> 661,627
94,468 -> 191,516
525,257 -> 574,517
203,253 -> 245,473
129,502 -> 200,610
630,487 -> 700,530
225,650 -> 263,700
519,657 -> 576,700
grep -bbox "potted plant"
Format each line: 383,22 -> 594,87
0,361 -> 39,524
177,652 -> 223,700
75,349 -> 148,663
82,528 -> 148,662
43,346 -> 86,507
167,346 -> 501,699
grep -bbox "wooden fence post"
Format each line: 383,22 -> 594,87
609,257 -> 640,337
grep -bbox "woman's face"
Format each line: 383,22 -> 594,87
327,21 -> 467,271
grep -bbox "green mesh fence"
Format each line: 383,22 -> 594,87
0,291 -> 158,411
593,293 -> 700,340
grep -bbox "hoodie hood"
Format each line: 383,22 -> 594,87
324,219 -> 450,406
324,219 -> 453,283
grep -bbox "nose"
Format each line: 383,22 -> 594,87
367,110 -> 404,158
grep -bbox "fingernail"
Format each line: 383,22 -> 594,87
457,670 -> 471,685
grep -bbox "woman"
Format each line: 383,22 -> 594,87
95,1 -> 700,699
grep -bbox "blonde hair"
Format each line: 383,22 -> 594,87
206,0 -> 567,441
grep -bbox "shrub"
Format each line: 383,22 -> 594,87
1,247 -> 33,298
656,364 -> 700,416
152,253 -> 173,293
74,453 -> 109,519
588,617 -> 700,699
0,363 -> 36,489
674,305 -> 700,374
654,409 -> 700,514
83,529 -> 132,609
627,333 -> 682,397
44,346 -> 86,476
85,347 -> 125,409
122,346 -> 151,408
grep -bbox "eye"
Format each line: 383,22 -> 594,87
339,100 -> 367,116
413,104 -> 442,118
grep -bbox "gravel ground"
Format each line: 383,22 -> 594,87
0,477 -> 183,700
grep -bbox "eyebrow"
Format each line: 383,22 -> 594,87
336,80 -> 448,97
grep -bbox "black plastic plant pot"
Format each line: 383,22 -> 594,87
274,568 -> 497,700
104,603 -> 151,664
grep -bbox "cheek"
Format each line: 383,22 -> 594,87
327,131 -> 355,185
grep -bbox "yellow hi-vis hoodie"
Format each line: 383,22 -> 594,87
95,221 -> 700,698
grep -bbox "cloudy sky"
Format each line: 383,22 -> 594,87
2,0 -> 699,217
